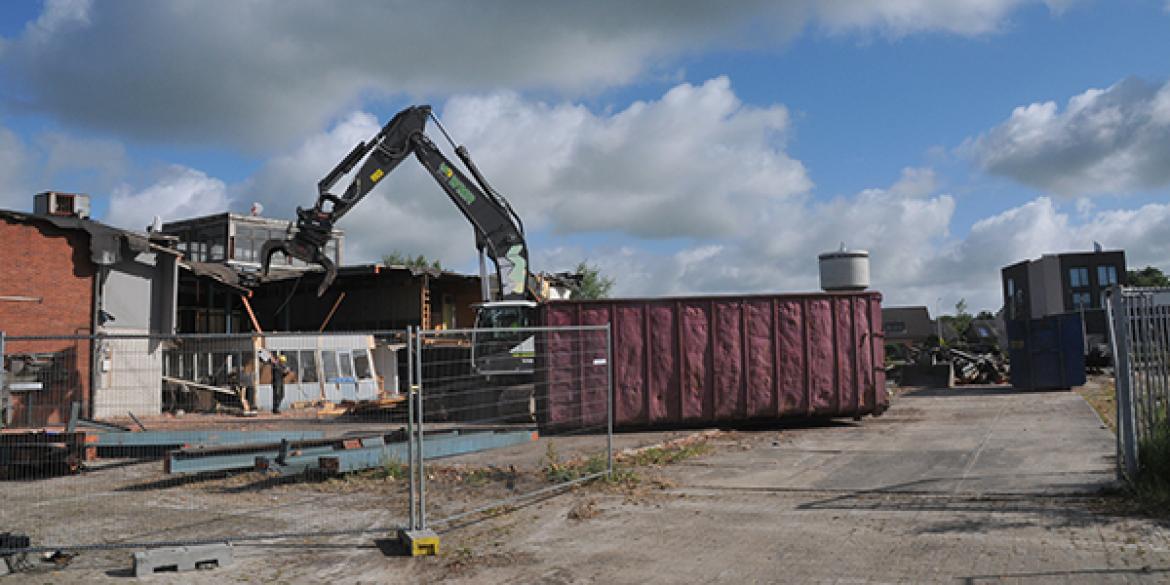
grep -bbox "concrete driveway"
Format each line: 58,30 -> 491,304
442,386 -> 1170,584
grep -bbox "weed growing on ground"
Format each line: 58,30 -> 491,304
368,459 -> 408,481
540,439 -> 710,488
1133,414 -> 1170,514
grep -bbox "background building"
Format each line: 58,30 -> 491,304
1001,248 -> 1126,342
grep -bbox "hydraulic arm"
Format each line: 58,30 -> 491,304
260,105 -> 539,301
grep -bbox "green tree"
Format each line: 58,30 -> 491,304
382,250 -> 442,270
951,298 -> 973,338
974,310 -> 996,321
572,261 -> 615,300
1127,266 -> 1170,288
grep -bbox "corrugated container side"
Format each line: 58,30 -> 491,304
539,291 -> 886,430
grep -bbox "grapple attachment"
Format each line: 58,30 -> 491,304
260,210 -> 338,297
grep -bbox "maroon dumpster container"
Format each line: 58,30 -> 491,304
538,291 -> 886,430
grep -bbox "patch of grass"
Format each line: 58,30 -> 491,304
626,443 -> 712,466
1132,415 -> 1170,514
1075,376 -> 1117,432
366,459 -> 408,481
462,468 -> 491,487
540,438 -> 710,488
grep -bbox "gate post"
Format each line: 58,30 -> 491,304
1107,288 -> 1138,479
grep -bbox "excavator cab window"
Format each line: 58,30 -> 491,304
471,303 -> 538,375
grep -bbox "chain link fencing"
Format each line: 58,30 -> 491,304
1107,287 -> 1170,480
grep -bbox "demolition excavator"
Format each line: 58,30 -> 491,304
259,105 -> 543,378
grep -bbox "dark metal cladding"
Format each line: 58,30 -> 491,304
539,291 -> 887,430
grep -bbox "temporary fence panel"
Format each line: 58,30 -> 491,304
540,292 -> 886,430
0,330 -> 414,559
1107,287 -> 1170,480
407,325 -> 612,532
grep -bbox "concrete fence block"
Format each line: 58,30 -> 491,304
132,543 -> 233,577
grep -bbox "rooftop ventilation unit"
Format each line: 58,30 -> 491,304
34,191 -> 90,219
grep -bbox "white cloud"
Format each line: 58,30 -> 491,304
441,77 -> 810,238
814,0 -> 1073,36
238,77 -> 811,269
105,166 -> 229,232
0,121 -> 128,211
0,125 -> 33,210
36,131 -> 126,188
0,0 -> 1066,149
967,77 -> 1170,195
539,192 -> 1170,313
229,81 -> 1170,313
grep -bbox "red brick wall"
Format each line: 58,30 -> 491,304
0,217 -> 96,425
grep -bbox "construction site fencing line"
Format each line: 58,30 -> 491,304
0,323 -> 615,563
1107,286 -> 1170,480
0,328 -> 414,560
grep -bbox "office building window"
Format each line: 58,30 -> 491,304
1069,267 -> 1089,288
1072,291 -> 1091,310
1097,265 -> 1118,287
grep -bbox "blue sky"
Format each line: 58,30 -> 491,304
2,1 -> 1169,312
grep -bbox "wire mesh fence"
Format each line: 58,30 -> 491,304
0,323 -> 612,566
407,324 -> 612,531
0,330 -> 415,558
1107,287 -> 1170,480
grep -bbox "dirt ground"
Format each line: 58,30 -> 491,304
4,384 -> 1170,583
1076,374 -> 1118,431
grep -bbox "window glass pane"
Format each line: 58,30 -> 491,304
299,350 -> 318,382
321,350 -> 339,380
338,351 -> 354,378
353,352 -> 372,379
1072,292 -> 1091,309
1069,267 -> 1088,288
1097,265 -> 1117,286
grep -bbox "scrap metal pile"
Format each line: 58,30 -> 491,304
943,346 -> 1008,385
886,342 -> 1008,387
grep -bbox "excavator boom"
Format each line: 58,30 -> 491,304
260,106 -> 539,302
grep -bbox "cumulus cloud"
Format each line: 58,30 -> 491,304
0,121 -> 128,211
814,0 -> 1074,36
539,191 -> 1170,312
0,0 -> 1066,149
105,166 -> 229,232
967,77 -> 1170,195
237,77 -> 811,268
225,80 -> 1167,312
0,125 -> 33,210
533,166 -> 957,301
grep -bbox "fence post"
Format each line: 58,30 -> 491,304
0,330 -> 7,430
406,326 -> 416,531
1107,288 -> 1139,480
416,329 -> 427,531
605,324 -> 614,478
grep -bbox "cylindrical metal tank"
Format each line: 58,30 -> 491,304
538,291 -> 887,431
819,245 -> 870,292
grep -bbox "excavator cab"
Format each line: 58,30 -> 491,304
471,301 -> 539,376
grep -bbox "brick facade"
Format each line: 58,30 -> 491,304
1,217 -> 96,424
